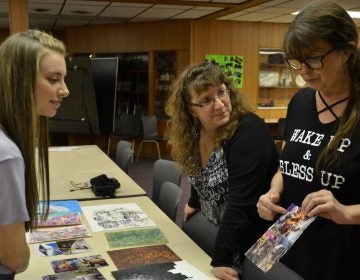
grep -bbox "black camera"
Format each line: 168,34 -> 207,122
90,174 -> 120,198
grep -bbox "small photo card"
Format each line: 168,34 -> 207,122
245,203 -> 316,272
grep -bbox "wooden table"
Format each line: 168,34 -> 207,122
17,196 -> 216,279
48,145 -> 146,200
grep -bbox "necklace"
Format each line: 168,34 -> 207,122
317,91 -> 349,119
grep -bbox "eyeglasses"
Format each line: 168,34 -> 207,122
284,49 -> 334,70
188,87 -> 230,108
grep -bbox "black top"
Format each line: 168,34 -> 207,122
188,112 -> 279,267
280,88 -> 360,280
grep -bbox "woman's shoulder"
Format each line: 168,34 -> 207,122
0,127 -> 23,162
290,87 -> 316,103
227,112 -> 270,142
237,111 -> 266,129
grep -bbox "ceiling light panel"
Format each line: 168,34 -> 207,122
61,4 -> 105,16
29,3 -> 62,14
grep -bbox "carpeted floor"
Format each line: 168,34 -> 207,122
127,157 -> 190,227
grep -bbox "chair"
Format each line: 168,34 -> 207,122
115,142 -> 132,174
158,181 -> 182,222
151,159 -> 182,205
136,115 -> 164,161
182,211 -> 218,257
107,113 -> 142,159
242,258 -> 304,280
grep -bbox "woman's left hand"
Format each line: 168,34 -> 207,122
301,189 -> 353,224
212,266 -> 239,280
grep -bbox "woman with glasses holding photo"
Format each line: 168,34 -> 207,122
165,62 -> 278,280
257,2 -> 360,279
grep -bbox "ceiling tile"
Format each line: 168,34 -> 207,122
61,4 -> 106,16
66,0 -> 109,5
136,7 -> 185,19
155,4 -> 193,10
218,11 -> 247,20
29,0 -> 65,3
100,6 -> 147,17
110,3 -> 152,8
231,12 -> 279,21
193,6 -> 224,11
214,0 -> 247,3
29,3 -> 63,15
172,9 -> 216,19
263,14 -> 296,23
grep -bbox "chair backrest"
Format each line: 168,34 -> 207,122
152,159 -> 182,205
158,181 -> 182,222
115,145 -> 132,173
118,113 -> 142,137
242,258 -> 304,280
181,211 -> 218,257
116,140 -> 132,152
141,115 -> 159,139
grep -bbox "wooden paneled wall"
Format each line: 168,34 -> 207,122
63,19 -> 293,120
64,20 -> 191,54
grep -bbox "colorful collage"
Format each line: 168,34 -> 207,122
245,203 -> 316,272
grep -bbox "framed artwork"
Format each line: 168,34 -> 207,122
205,54 -> 244,88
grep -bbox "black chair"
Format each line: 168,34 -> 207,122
136,115 -> 164,161
158,181 -> 182,222
182,211 -> 218,257
114,140 -> 133,173
151,159 -> 182,205
107,113 -> 142,159
242,258 -> 304,280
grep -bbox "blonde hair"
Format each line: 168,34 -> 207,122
0,30 -> 66,230
165,62 -> 251,176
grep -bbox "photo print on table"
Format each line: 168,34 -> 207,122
36,238 -> 92,256
111,260 -> 210,280
81,203 -> 155,232
42,267 -> 104,280
107,244 -> 181,270
51,254 -> 108,273
105,227 -> 168,248
36,200 -> 82,227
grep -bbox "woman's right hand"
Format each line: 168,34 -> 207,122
183,204 -> 198,221
257,191 -> 287,221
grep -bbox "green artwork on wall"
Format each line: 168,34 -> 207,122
205,54 -> 244,88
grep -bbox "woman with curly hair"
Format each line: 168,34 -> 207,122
0,30 -> 69,279
165,62 -> 278,280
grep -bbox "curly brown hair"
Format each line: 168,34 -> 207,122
165,62 -> 252,176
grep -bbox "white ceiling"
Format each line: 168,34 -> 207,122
0,0 -> 359,30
